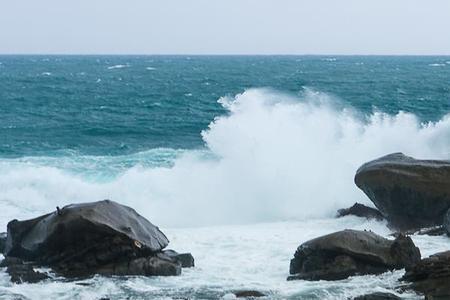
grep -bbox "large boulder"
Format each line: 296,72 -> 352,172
401,251 -> 450,299
355,153 -> 450,230
288,229 -> 420,281
1,200 -> 185,280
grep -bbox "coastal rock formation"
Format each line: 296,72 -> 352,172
288,229 -> 420,281
355,153 -> 450,230
336,203 -> 384,221
443,208 -> 450,236
402,251 -> 450,299
1,200 -> 193,282
0,257 -> 49,283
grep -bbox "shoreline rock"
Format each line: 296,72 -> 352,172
1,200 -> 193,283
337,203 -> 384,221
401,251 -> 450,299
288,229 -> 420,281
355,153 -> 450,231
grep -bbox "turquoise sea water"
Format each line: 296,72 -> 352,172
1,56 -> 449,157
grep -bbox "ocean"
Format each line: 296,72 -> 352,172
0,55 -> 449,299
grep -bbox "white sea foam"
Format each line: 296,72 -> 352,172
107,64 -> 129,70
429,63 -> 446,67
146,66 -> 156,70
41,72 -> 52,76
0,88 -> 449,228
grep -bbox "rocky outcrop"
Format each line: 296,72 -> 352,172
443,208 -> 450,236
1,200 -> 193,282
355,153 -> 450,230
402,251 -> 450,299
337,203 -> 384,221
0,257 -> 49,283
233,290 -> 266,298
353,292 -> 400,300
288,229 -> 420,281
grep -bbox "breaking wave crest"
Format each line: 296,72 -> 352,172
1,88 -> 449,227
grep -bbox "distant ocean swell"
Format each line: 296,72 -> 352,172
1,88 -> 449,228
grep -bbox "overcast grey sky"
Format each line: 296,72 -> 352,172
1,0 -> 450,55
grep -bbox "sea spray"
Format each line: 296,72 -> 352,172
0,88 -> 450,228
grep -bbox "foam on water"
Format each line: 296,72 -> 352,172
0,88 -> 450,228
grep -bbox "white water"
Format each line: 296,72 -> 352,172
0,88 -> 449,228
2,217 -> 444,300
1,88 -> 450,299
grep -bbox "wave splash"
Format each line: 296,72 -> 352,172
1,88 -> 449,227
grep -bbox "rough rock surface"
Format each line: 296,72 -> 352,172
355,153 -> 450,230
443,208 -> 450,236
5,200 -> 169,261
161,250 -> 195,268
402,251 -> 450,299
233,290 -> 266,298
288,229 -> 420,281
0,257 -> 49,283
0,232 -> 6,253
2,200 -> 190,281
337,203 -> 384,220
353,292 -> 400,300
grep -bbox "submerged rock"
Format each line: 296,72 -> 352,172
353,292 -> 400,300
2,200 -> 189,281
337,203 -> 384,221
233,290 -> 266,298
402,251 -> 450,299
288,229 -> 420,281
355,153 -> 450,230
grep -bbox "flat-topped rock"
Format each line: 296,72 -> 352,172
355,153 -> 450,230
288,229 -> 420,281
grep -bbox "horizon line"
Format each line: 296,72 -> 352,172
1,53 -> 450,57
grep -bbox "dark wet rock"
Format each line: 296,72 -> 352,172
402,250 -> 450,299
443,208 -> 450,236
391,225 -> 446,238
353,292 -> 400,300
2,200 -> 190,281
288,229 -> 420,281
337,203 -> 384,221
0,232 -> 7,254
355,153 -> 450,231
5,200 -> 169,261
161,250 -> 195,268
0,256 -> 49,283
234,290 -> 266,298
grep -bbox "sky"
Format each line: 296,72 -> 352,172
1,0 -> 450,55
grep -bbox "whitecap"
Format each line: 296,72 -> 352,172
429,63 -> 446,67
41,72 -> 52,76
107,64 -> 129,70
146,67 -> 156,70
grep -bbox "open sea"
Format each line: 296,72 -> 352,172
0,55 -> 449,299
